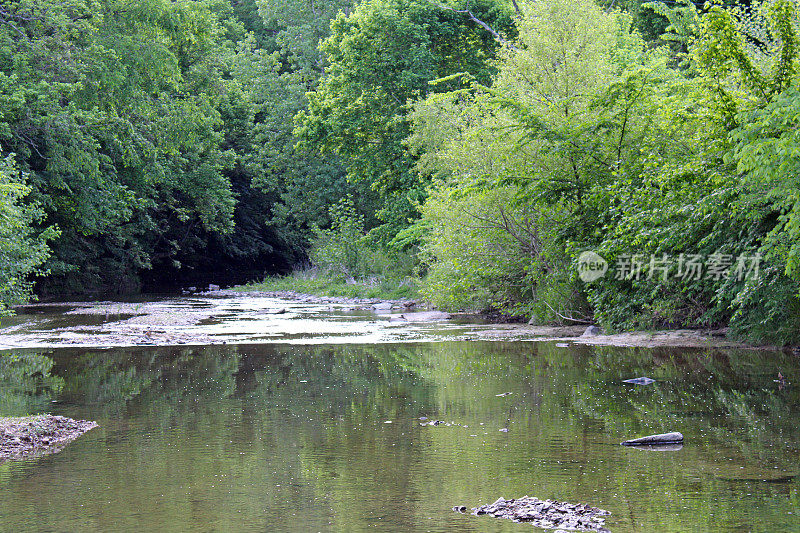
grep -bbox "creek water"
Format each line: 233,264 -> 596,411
0,340 -> 797,532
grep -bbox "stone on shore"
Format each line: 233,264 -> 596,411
581,325 -> 601,337
256,307 -> 287,315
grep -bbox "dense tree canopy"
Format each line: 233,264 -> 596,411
296,0 -> 515,243
3,0 -> 800,344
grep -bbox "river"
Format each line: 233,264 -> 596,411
0,298 -> 797,531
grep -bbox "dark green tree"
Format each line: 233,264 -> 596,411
295,0 -> 515,246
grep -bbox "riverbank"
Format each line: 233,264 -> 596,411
222,288 -> 789,351
0,415 -> 97,462
232,273 -> 419,301
1,290 -> 789,351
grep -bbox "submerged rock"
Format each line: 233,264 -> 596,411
622,431 -> 683,446
420,420 -> 468,428
464,496 -> 610,532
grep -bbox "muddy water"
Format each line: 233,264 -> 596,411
0,341 -> 797,532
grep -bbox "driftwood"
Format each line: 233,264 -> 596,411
621,432 -> 683,446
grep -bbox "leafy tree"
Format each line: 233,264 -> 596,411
0,151 -> 57,313
295,0 -> 515,246
0,0 -> 243,293
232,0 -> 374,260
410,0 -> 659,320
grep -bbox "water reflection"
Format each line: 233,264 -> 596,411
0,350 -> 64,414
0,342 -> 797,532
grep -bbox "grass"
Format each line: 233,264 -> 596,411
233,271 -> 421,301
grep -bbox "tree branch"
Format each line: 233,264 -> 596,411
428,1 -> 519,52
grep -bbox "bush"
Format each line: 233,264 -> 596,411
309,196 -> 414,282
419,185 -> 589,320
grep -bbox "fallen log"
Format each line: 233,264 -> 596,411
621,431 -> 683,446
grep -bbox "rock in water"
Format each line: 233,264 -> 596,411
581,325 -> 601,337
257,308 -> 287,315
1,415 -> 98,462
623,377 -> 655,385
622,432 -> 683,446
465,495 -> 610,532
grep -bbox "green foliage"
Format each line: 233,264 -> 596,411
407,0 -> 800,343
3,0 -> 800,346
308,195 -> 415,282
236,270 -> 419,300
419,185 -> 587,318
0,152 -> 57,313
582,0 -> 800,342
0,0 -> 244,292
410,0 -> 651,319
295,0 -> 515,245
732,85 -> 800,276
310,196 -> 372,279
243,0 -> 365,249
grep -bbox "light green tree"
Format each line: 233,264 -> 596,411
0,151 -> 57,314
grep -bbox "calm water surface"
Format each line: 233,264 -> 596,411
0,341 -> 797,532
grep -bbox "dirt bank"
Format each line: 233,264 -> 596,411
0,415 -> 98,462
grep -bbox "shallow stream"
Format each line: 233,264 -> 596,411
0,317 -> 798,531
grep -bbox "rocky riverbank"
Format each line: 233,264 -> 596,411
2,290 -> 787,351
201,288 -> 421,310
0,415 -> 97,462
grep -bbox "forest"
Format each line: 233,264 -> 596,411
2,0 -> 800,344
